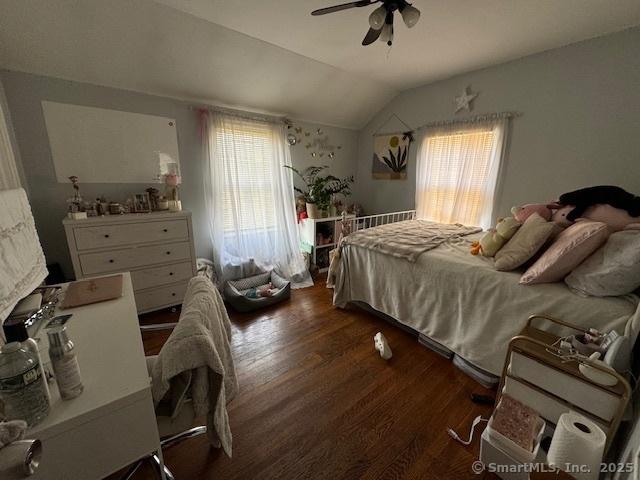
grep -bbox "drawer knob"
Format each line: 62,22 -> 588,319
109,259 -> 114,263
172,293 -> 176,297
163,229 -> 168,232
166,251 -> 171,255
169,272 -> 174,276
104,234 -> 110,238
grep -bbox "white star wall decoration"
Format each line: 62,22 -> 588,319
454,86 -> 479,113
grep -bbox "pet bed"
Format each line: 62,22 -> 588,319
224,270 -> 291,312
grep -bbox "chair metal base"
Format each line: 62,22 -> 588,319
139,323 -> 179,332
120,426 -> 207,480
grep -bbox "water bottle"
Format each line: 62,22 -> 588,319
0,342 -> 50,426
47,326 -> 83,400
3,317 -> 51,401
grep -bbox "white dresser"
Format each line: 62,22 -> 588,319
63,211 -> 197,313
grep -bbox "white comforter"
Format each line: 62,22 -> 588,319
334,233 -> 640,375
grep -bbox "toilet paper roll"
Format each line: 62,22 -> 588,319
547,412 -> 606,480
0,440 -> 42,478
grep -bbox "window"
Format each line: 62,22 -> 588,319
216,123 -> 276,232
415,120 -> 507,228
202,111 -> 309,285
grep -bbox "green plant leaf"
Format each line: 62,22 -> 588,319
388,149 -> 397,171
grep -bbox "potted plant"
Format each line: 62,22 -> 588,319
284,165 -> 353,219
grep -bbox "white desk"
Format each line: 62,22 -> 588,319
26,272 -> 162,479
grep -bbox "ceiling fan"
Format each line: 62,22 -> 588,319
311,0 -> 420,46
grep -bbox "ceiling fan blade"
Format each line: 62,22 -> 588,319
362,27 -> 382,45
311,0 -> 377,16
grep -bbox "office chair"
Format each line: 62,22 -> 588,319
121,326 -> 206,480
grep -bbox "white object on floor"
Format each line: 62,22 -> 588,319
374,332 -> 392,360
447,415 -> 488,446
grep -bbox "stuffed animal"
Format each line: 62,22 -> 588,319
511,204 -> 553,223
245,282 -> 277,298
549,186 -> 640,231
557,186 -> 640,222
512,203 -> 580,227
471,216 -> 521,256
549,204 -> 575,227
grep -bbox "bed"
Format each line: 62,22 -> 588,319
333,218 -> 640,384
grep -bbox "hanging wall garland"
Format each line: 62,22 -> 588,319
287,125 -> 342,159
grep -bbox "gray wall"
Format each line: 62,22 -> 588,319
0,70 -> 358,279
285,120 -> 358,197
354,27 -> 640,219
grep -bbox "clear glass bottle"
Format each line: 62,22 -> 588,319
0,342 -> 51,426
47,326 -> 83,400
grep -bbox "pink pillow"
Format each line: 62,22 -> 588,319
520,220 -> 610,285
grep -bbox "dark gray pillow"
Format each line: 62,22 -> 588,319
565,230 -> 640,296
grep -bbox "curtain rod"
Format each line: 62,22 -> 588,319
417,111 -> 522,130
189,104 -> 289,125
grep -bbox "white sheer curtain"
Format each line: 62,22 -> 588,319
0,95 -> 21,190
415,119 -> 508,229
201,110 -> 311,287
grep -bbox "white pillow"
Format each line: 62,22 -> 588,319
565,230 -> 640,296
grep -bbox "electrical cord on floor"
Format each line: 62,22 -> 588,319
447,415 -> 488,446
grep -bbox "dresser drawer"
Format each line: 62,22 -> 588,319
131,262 -> 194,291
135,282 -> 188,312
79,242 -> 192,276
73,219 -> 189,251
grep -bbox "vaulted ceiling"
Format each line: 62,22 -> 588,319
1,0 -> 639,129
157,0 -> 640,90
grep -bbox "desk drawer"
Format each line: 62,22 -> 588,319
131,262 -> 194,291
135,282 -> 189,312
79,241 -> 191,276
31,393 -> 159,480
73,218 -> 188,251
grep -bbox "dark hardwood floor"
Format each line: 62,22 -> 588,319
132,277 -> 498,480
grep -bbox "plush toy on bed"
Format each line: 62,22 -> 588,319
470,216 -> 521,256
511,202 -> 582,227
550,186 -> 640,231
511,203 -> 553,223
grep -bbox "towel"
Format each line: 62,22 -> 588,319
0,421 -> 27,449
0,188 -> 48,322
150,276 -> 238,457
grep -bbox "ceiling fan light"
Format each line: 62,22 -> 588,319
368,5 -> 386,29
401,4 -> 420,28
378,22 -> 393,45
